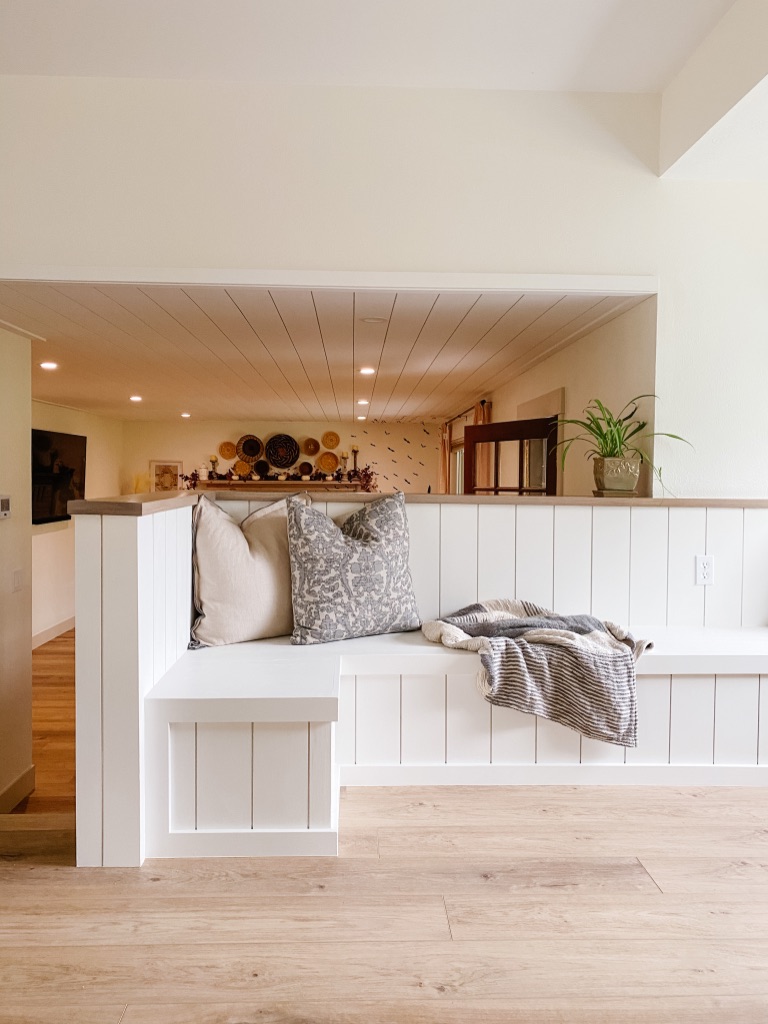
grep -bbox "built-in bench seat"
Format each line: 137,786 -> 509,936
72,493 -> 768,865
142,626 -> 768,861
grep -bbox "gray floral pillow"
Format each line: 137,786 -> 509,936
286,492 -> 421,644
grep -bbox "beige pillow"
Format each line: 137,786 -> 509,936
190,495 -> 302,647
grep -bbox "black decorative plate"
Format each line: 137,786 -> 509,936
236,434 -> 263,464
254,460 -> 270,477
265,433 -> 300,469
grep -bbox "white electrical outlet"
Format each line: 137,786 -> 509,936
12,569 -> 23,592
696,554 -> 714,586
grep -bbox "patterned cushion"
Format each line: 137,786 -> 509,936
286,492 -> 421,644
190,495 -> 303,647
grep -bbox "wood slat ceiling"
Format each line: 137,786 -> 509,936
0,282 -> 650,422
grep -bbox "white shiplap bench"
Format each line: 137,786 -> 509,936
72,492 -> 768,866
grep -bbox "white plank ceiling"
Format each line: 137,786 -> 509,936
0,282 -> 650,422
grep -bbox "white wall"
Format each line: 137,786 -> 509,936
490,300 -> 658,497
121,419 -> 440,495
31,403 -> 124,645
0,326 -> 33,810
1,79 -> 767,496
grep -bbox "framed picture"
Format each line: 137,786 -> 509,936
150,460 -> 183,492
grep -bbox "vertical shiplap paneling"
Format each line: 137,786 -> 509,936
101,517 -> 142,866
335,674 -> 356,765
152,512 -> 167,683
759,677 -> 768,765
440,505 -> 478,616
515,505 -> 554,608
175,505 -> 193,660
309,722 -> 335,830
477,504 -> 516,601
714,676 -> 760,765
669,676 -> 715,764
196,722 -> 252,829
221,500 -> 250,524
253,723 -> 309,828
580,736 -> 626,764
330,502 -> 365,523
626,676 -> 671,765
536,718 -> 581,764
406,503 -> 440,622
705,508 -> 744,627
169,722 -> 196,831
446,674 -> 491,764
553,506 -> 592,614
401,675 -> 446,764
74,514 -> 103,866
490,705 -> 536,764
629,507 -> 669,627
355,675 -> 401,765
137,517 -> 156,716
591,507 -> 630,624
163,510 -> 178,671
742,510 -> 768,626
667,508 -> 706,627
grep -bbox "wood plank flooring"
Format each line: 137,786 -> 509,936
2,631 -> 768,1022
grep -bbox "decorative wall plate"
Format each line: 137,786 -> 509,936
234,460 -> 252,477
266,433 -> 300,468
255,460 -> 270,477
218,441 -> 237,461
321,431 -> 340,450
317,450 -> 339,474
236,434 -> 263,463
303,437 -> 320,456
298,461 -> 313,476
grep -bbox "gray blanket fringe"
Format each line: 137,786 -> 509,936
422,598 -> 653,747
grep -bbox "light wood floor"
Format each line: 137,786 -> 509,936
2,633 -> 768,1022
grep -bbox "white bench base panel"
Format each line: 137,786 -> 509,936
142,633 -> 768,865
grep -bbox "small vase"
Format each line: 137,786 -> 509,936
593,457 -> 641,494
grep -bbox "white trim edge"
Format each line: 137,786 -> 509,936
0,764 -> 36,813
33,617 -> 75,650
340,765 -> 768,787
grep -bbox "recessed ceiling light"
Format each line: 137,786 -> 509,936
129,395 -> 142,402
357,399 -> 369,405
357,415 -> 367,420
181,412 -> 191,418
359,367 -> 375,375
361,317 -> 387,324
39,361 -> 58,370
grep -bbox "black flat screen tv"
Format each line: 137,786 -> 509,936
31,429 -> 87,524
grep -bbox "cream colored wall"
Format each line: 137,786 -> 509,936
1,79 -> 767,495
121,419 -> 441,495
0,327 -> 33,810
31,403 -> 124,643
490,300 -> 658,497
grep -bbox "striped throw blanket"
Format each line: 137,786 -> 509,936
422,599 -> 652,747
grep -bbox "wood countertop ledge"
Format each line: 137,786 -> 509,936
69,491 -> 768,516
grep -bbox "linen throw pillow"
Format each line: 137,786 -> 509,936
190,494 -> 303,647
286,492 -> 421,644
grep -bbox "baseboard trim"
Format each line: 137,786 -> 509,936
0,764 -> 36,813
340,764 -> 768,787
32,617 -> 75,650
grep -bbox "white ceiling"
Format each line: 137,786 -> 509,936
0,282 -> 649,423
0,0 -> 735,93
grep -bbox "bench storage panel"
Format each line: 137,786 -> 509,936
144,647 -> 340,859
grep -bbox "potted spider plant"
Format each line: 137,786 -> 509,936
556,395 -> 689,495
